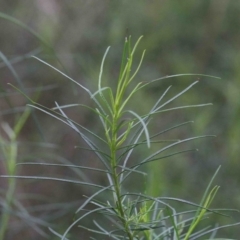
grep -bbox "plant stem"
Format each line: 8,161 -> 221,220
0,177 -> 16,240
0,140 -> 17,240
110,110 -> 133,240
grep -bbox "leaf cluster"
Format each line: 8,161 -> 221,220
1,36 -> 239,240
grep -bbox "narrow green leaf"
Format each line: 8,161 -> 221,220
33,56 -> 91,94
16,162 -> 110,174
0,175 -> 105,189
128,110 -> 150,148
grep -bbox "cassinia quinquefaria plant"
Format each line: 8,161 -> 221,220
3,36 -> 240,240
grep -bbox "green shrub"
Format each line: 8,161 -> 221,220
1,36 -> 238,239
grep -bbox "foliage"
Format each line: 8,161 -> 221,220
1,2 -> 240,238
1,36 -> 238,239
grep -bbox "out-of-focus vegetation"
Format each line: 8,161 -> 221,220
0,1 -> 240,239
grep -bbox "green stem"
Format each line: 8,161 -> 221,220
0,133 -> 18,240
110,112 -> 133,240
107,37 -> 144,239
0,177 -> 16,240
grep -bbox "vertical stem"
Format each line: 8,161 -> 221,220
107,36 -> 142,239
0,177 -> 16,240
110,111 -> 133,240
0,140 -> 17,240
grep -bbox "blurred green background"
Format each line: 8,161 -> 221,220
0,0 -> 240,239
